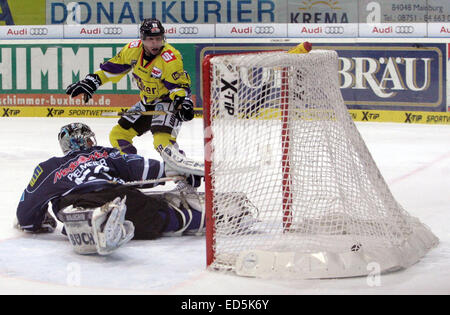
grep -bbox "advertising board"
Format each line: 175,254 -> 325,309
196,42 -> 447,112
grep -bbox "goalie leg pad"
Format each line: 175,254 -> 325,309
92,196 -> 135,255
59,197 -> 135,255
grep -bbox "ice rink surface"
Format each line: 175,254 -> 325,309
0,117 -> 449,295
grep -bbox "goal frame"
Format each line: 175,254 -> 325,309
201,50 -> 438,278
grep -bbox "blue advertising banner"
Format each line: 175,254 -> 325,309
46,0 -> 281,24
196,42 -> 446,112
333,43 -> 444,111
43,1 -> 450,25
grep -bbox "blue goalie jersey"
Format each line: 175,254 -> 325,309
17,146 -> 163,232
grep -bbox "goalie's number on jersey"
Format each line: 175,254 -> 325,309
74,165 -> 112,185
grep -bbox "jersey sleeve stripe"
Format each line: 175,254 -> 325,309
157,161 -> 164,179
100,62 -> 132,74
142,158 -> 150,181
162,80 -> 192,94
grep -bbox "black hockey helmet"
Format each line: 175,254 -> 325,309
58,123 -> 97,154
140,18 -> 165,39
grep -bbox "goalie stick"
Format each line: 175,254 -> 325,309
101,109 -> 203,117
108,176 -> 185,187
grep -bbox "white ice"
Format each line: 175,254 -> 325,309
0,117 -> 449,294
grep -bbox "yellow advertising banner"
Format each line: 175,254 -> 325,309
349,109 -> 450,124
2,106 -> 449,125
255,108 -> 450,125
1,106 -> 128,118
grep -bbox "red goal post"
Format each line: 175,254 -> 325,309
202,45 -> 310,267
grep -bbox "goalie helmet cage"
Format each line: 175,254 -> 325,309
202,50 -> 438,279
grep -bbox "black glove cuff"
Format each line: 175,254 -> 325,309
172,95 -> 185,110
85,74 -> 102,90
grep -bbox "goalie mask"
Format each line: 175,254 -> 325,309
58,123 -> 97,154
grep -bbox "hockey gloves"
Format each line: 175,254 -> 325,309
66,74 -> 102,103
173,96 -> 194,122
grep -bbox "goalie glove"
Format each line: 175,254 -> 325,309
173,96 -> 194,122
65,74 -> 101,103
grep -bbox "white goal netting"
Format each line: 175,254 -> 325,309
203,50 -> 438,279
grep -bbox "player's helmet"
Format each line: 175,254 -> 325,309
140,18 -> 165,39
58,123 -> 97,154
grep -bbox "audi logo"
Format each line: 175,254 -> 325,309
325,26 -> 345,34
255,26 -> 275,34
179,27 -> 199,35
395,26 -> 415,34
30,28 -> 48,35
103,27 -> 123,35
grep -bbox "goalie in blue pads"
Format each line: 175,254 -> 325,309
15,122 -> 205,255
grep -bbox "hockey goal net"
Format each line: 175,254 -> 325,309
202,49 -> 438,279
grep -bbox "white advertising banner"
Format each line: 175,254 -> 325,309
0,25 -> 63,39
63,24 -> 138,39
0,23 -> 446,39
427,23 -> 450,37
359,23 -> 427,37
215,24 -> 287,38
287,23 -> 358,38
164,24 -> 215,38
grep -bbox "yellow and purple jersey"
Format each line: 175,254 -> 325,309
94,40 -> 191,104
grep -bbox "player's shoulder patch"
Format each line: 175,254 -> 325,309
29,165 -> 43,187
161,49 -> 177,63
128,40 -> 142,49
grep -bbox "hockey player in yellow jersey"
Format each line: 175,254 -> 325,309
65,18 -> 194,164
